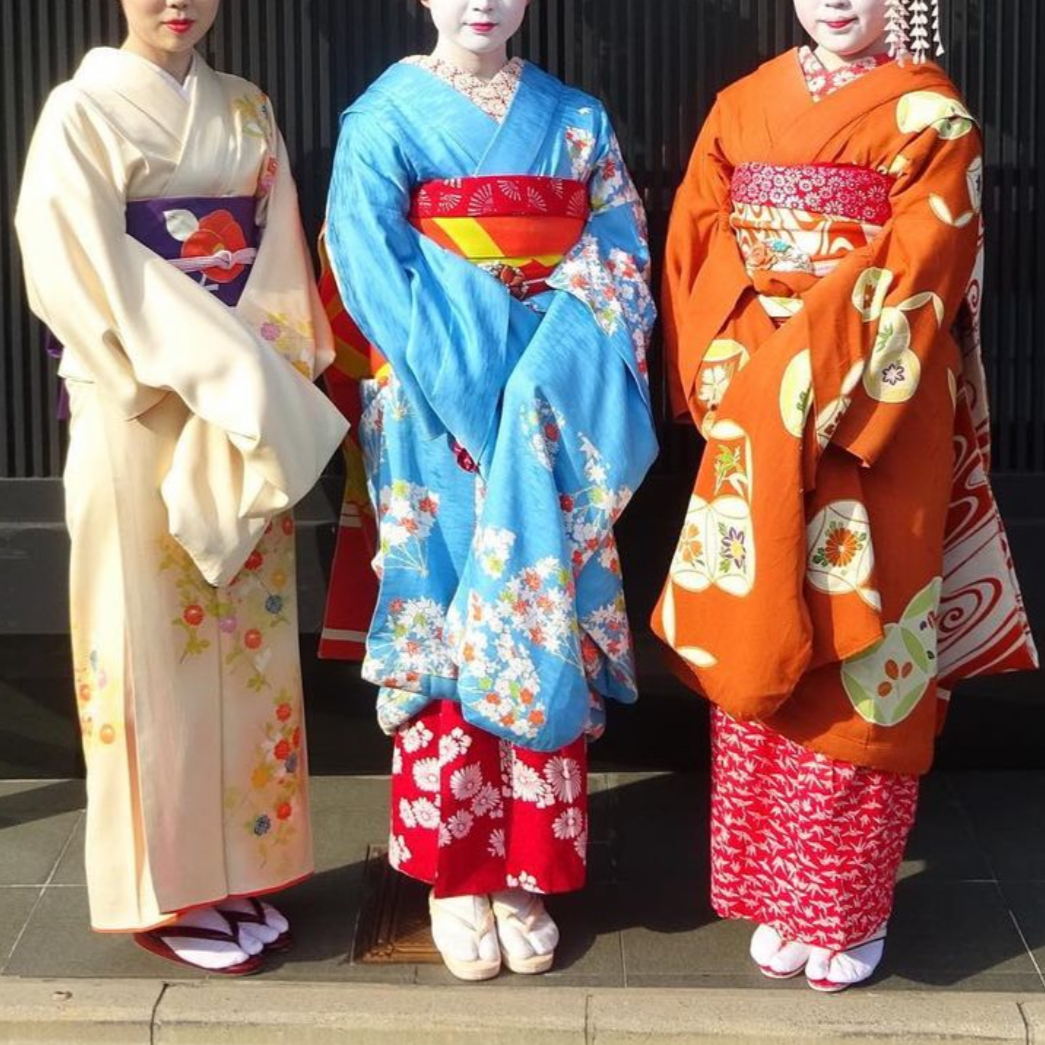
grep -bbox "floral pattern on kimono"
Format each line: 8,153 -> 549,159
327,58 -> 658,751
390,699 -> 588,897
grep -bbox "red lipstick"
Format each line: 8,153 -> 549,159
467,23 -> 498,33
824,19 -> 855,30
164,19 -> 195,34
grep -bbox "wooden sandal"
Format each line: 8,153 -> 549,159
428,893 -> 502,982
491,893 -> 557,975
133,923 -> 264,976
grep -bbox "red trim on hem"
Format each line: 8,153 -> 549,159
89,870 -> 314,935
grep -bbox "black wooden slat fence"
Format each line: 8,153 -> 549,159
1,0 -> 1042,479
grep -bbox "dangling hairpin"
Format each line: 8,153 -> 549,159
885,0 -> 945,64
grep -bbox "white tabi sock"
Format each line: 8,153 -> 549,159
162,907 -> 254,970
806,930 -> 887,992
490,888 -> 559,960
429,894 -> 500,963
749,923 -> 812,977
217,898 -> 290,945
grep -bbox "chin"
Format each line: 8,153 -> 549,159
817,32 -> 880,56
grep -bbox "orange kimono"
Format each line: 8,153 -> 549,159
653,51 -> 1037,775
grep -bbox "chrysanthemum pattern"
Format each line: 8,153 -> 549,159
389,700 -> 587,897
710,708 -> 919,951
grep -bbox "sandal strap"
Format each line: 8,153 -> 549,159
147,924 -> 238,945
216,898 -> 267,928
493,894 -> 545,932
430,896 -> 495,936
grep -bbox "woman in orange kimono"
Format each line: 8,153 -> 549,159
653,0 -> 1038,991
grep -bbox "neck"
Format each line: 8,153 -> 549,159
121,38 -> 194,83
814,36 -> 891,71
430,39 -> 509,80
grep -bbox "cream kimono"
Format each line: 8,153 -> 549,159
16,48 -> 346,931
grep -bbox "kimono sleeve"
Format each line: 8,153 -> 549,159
661,99 -> 734,420
545,104 -> 656,400
794,106 -> 985,468
17,86 -> 348,585
325,107 -> 537,468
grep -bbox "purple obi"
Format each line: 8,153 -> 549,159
46,194 -> 259,360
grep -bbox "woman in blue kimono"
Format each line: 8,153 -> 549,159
324,0 -> 657,980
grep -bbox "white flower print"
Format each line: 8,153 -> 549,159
574,827 -> 589,862
411,797 -> 441,830
544,756 -> 583,804
699,364 -> 731,410
565,126 -> 597,179
582,596 -> 638,695
473,526 -> 516,579
375,481 -> 440,575
398,797 -> 418,829
549,235 -> 624,336
438,823 -> 452,848
507,871 -> 542,893
589,132 -> 641,214
447,809 -> 475,840
439,727 -> 474,767
488,827 -> 507,858
388,833 -> 412,868
520,397 -> 568,473
412,757 -> 441,794
552,807 -> 586,840
471,783 -> 503,819
450,763 -> 483,802
365,597 -> 455,693
511,761 -> 554,807
400,720 -> 434,754
391,745 -> 404,775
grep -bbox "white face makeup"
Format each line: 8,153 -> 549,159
421,0 -> 530,79
793,0 -> 891,66
120,0 -> 220,81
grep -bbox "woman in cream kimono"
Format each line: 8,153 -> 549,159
16,0 -> 346,974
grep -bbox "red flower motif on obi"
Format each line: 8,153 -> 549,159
181,209 -> 248,284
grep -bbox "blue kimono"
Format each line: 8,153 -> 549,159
326,59 -> 658,751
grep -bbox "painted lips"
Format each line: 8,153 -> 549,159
823,19 -> 856,30
466,23 -> 498,33
164,20 -> 195,34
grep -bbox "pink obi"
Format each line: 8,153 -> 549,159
731,162 -> 893,224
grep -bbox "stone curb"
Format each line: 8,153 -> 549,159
1,979 -> 1043,1045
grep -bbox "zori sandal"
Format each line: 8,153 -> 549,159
491,888 -> 559,975
133,922 -> 263,976
428,892 -> 502,981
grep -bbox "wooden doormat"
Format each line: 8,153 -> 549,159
354,845 -> 442,963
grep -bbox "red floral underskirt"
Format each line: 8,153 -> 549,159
389,700 -> 588,898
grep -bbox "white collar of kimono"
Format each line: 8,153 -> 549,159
80,47 -> 197,102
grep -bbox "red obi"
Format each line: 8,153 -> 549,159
409,175 -> 589,300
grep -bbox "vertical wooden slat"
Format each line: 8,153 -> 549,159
0,0 -> 1041,478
